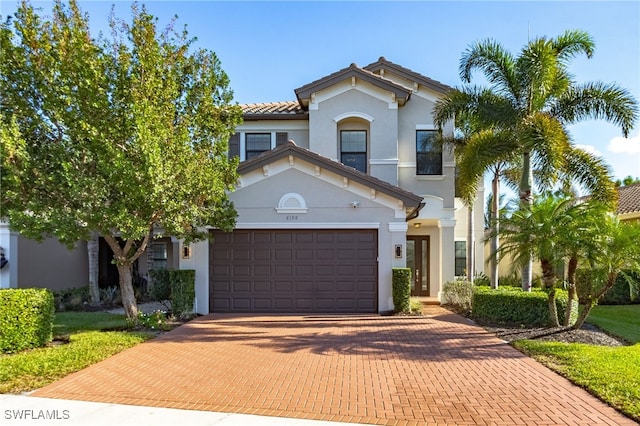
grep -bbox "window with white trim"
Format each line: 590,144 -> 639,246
340,130 -> 367,173
245,133 -> 272,159
416,130 -> 442,175
454,241 -> 466,277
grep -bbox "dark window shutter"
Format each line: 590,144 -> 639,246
228,133 -> 240,159
276,132 -> 288,147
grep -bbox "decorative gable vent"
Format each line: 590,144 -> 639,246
276,193 -> 308,214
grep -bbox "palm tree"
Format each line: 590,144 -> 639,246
434,29 -> 638,291
573,216 -> 640,329
494,195 -> 586,326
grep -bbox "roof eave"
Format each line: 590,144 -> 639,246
238,143 -> 423,208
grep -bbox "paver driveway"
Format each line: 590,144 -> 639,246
33,307 -> 636,425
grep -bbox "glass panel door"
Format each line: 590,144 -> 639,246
406,236 -> 430,296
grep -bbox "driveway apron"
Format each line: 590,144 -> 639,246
32,307 -> 636,425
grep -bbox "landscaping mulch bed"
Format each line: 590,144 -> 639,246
480,322 -> 627,346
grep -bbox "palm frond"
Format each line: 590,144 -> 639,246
561,147 -> 616,205
459,39 -> 519,99
552,29 -> 595,63
553,82 -> 639,137
455,129 -> 520,203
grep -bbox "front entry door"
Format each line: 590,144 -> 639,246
406,236 -> 430,296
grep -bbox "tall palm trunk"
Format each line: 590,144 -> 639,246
87,232 -> 100,305
520,151 -> 534,292
467,205 -> 474,283
490,173 -> 500,289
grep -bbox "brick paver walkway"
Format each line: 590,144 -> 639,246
32,307 -> 636,425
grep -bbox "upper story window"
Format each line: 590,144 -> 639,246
246,133 -> 272,159
340,130 -> 367,173
416,130 -> 442,175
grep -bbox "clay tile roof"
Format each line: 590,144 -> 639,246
363,56 -> 453,93
294,62 -> 413,108
617,183 -> 640,215
240,101 -> 304,116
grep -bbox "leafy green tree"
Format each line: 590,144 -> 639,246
1,1 -> 242,319
615,176 -> 640,187
435,30 -> 638,291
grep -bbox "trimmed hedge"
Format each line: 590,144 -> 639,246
170,270 -> 195,316
392,268 -> 411,313
149,269 -> 171,302
149,269 -> 195,316
472,286 -> 577,327
0,288 -> 55,353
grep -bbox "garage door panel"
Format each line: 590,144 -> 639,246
232,281 -> 251,292
253,299 -> 272,309
295,281 -> 313,292
254,281 -> 271,292
210,229 -> 377,313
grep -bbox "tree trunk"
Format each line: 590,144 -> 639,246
541,259 -> 559,326
102,232 -> 153,320
116,263 -> 138,319
563,255 -> 578,326
519,152 -> 534,292
490,173 -> 500,289
87,232 -> 100,305
547,288 -> 560,327
467,205 -> 474,284
573,271 -> 618,330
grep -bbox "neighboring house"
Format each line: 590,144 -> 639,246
0,222 -> 178,292
617,183 -> 640,222
1,57 -> 485,314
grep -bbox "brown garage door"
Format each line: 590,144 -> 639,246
210,229 -> 378,313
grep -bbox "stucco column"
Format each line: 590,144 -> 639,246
190,239 -> 209,315
383,221 -> 408,312
437,219 -> 456,300
0,222 -> 18,288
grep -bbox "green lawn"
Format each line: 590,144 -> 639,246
586,305 -> 640,344
0,312 -> 154,394
514,305 -> 640,422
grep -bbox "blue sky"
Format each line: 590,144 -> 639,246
2,0 -> 639,182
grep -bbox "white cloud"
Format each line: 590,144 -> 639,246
575,144 -> 602,157
607,132 -> 640,154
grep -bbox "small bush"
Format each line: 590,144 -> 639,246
409,297 -> 423,314
473,273 -> 490,287
169,270 -> 195,317
392,268 -> 411,313
0,288 -> 55,353
472,287 -> 576,327
442,279 -> 474,313
127,310 -> 170,331
601,270 -> 640,305
53,286 -> 90,311
498,273 -> 522,288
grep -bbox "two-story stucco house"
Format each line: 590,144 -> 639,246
0,57 -> 485,314
181,57 -> 485,314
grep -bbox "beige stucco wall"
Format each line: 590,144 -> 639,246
222,159 -> 406,313
17,236 -> 88,291
308,82 -> 400,185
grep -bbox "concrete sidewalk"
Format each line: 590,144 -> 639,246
0,395 -> 365,426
